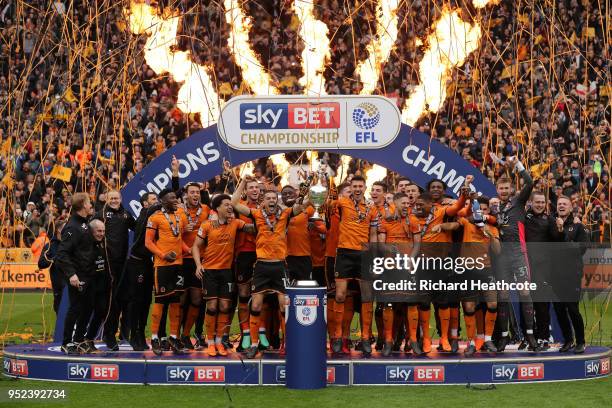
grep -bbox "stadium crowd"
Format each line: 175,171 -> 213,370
0,1 -> 609,355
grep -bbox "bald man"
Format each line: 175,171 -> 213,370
82,219 -> 111,353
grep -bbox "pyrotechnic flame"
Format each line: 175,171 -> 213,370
224,0 -> 279,95
293,0 -> 331,96
472,0 -> 501,8
334,155 -> 351,186
356,0 -> 400,95
365,164 -> 387,199
127,2 -> 220,126
401,8 -> 482,125
239,161 -> 255,178
270,153 -> 291,186
306,150 -> 320,172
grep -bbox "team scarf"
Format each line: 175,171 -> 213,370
186,204 -> 203,225
261,205 -> 282,231
352,195 -> 370,223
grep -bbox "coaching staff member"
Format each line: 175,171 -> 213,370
94,190 -> 135,351
55,193 -> 94,354
552,196 -> 588,354
525,191 -> 557,349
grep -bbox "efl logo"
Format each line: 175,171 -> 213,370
352,102 -> 380,143
585,358 -> 610,377
166,366 -> 225,383
4,359 -> 28,376
492,364 -> 544,381
385,366 -> 444,383
275,366 -> 336,384
240,103 -> 340,129
67,363 -> 119,381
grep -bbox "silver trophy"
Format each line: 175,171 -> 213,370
308,170 -> 328,222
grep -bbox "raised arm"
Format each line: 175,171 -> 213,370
231,177 -> 251,216
445,193 -> 467,217
507,157 -> 533,205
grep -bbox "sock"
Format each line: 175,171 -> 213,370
279,311 -> 286,342
361,302 -> 373,340
182,305 -> 199,337
375,305 -> 384,340
260,302 -> 269,331
249,310 -> 261,345
150,303 -> 164,337
224,307 -> 234,336
169,303 -> 181,338
438,307 -> 450,340
485,307 -> 497,340
382,307 -> 394,342
475,306 -> 485,338
407,305 -> 419,342
419,307 -> 431,341
327,298 -> 336,339
450,307 -> 459,339
216,312 -> 229,339
392,307 -> 405,342
464,311 -> 476,341
238,297 -> 250,332
342,297 -> 354,339
521,301 -> 535,331
205,309 -> 217,342
497,302 -> 509,336
333,300 -> 345,339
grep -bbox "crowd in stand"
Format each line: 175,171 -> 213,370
0,0 -> 609,249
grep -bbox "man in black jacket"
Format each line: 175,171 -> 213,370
125,191 -> 160,350
495,156 -> 540,352
82,219 -> 111,353
552,195 -> 588,354
525,191 -> 557,349
94,190 -> 135,350
123,156 -> 180,351
55,193 -> 94,354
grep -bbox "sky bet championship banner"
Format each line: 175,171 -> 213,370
121,95 -> 496,216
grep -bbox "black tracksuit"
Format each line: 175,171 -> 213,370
55,213 -> 95,345
94,205 -> 135,341
124,203 -> 161,342
525,210 -> 556,341
85,241 -> 111,341
551,217 -> 589,344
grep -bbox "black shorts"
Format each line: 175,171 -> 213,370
203,268 -> 234,300
182,258 -> 202,289
497,249 -> 531,283
154,265 -> 184,298
312,266 -> 325,287
455,267 -> 495,301
251,261 -> 287,295
325,257 -> 336,293
286,255 -> 312,282
235,251 -> 257,285
334,248 -> 363,280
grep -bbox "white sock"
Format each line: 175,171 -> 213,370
501,331 -> 509,337
151,334 -> 158,340
526,329 -> 533,334
485,335 -> 492,341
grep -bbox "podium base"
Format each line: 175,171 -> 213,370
3,342 -> 609,385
